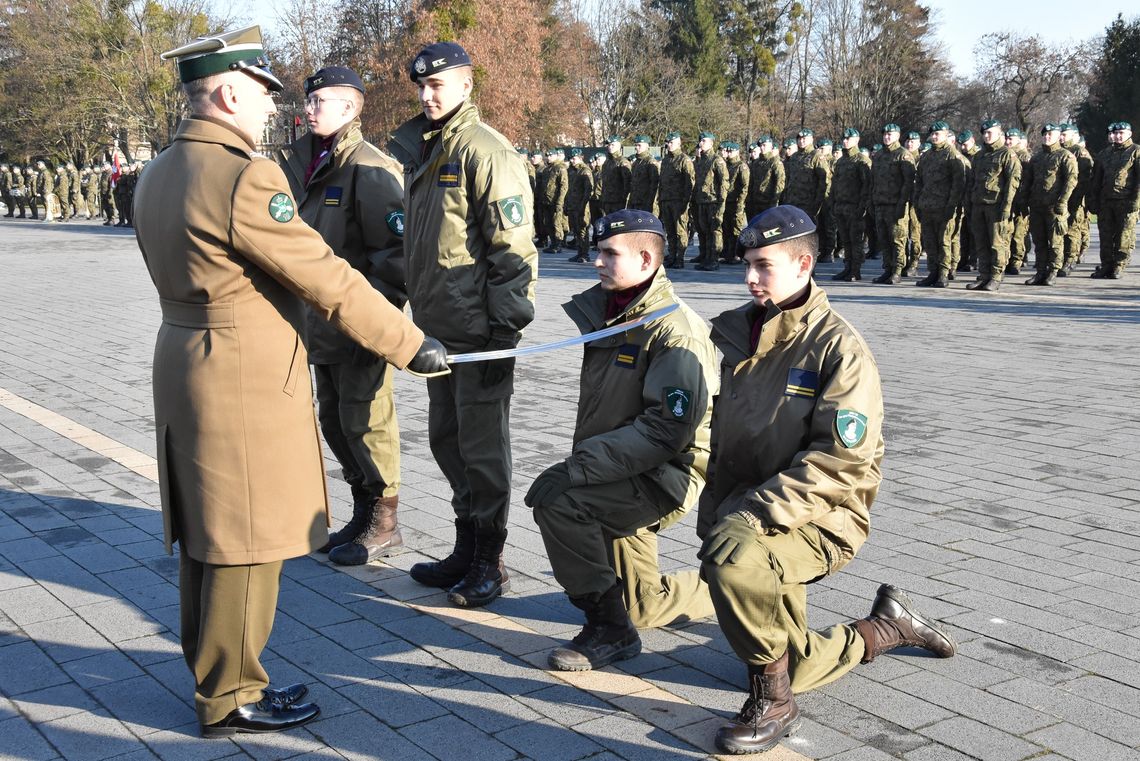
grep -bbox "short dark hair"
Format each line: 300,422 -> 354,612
631,231 -> 665,263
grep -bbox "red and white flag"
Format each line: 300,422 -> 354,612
111,153 -> 121,188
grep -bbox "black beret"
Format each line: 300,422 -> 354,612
410,42 -> 472,82
594,209 -> 666,242
739,206 -> 817,250
305,66 -> 364,95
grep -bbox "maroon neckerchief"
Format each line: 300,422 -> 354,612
304,135 -> 335,186
604,276 -> 654,321
749,283 -> 811,353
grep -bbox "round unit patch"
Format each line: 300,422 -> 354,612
269,193 -> 295,223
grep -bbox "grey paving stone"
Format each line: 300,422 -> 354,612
496,717 -> 606,761
513,682 -> 622,727
797,692 -> 934,757
38,709 -> 142,761
0,714 -> 59,761
12,682 -> 103,725
1061,674 -> 1140,717
276,633 -> 385,689
90,674 -> 196,735
423,677 -> 542,733
1026,721 -> 1140,761
571,714 -> 707,760
277,581 -> 358,629
306,710 -> 436,761
139,722 -> 240,761
1067,650 -> 1140,689
337,678 -> 450,728
21,615 -> 112,664
431,641 -> 556,697
61,649 -> 145,690
822,672 -> 954,731
888,671 -> 1054,734
396,713 -> 526,761
917,716 -> 1044,761
358,638 -> 470,692
0,584 -> 72,626
0,640 -> 71,696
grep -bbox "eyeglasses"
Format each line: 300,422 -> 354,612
304,95 -> 350,110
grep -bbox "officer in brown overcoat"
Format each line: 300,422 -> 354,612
133,26 -> 448,738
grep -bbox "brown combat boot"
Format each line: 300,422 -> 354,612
328,496 -> 403,566
548,583 -> 641,671
852,584 -> 957,663
715,651 -> 800,755
318,484 -> 372,553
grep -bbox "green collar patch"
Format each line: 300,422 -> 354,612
663,387 -> 692,420
386,210 -> 405,236
495,195 -> 526,229
269,192 -> 295,223
836,409 -> 868,448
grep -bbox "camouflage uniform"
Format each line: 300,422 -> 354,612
1026,139 -> 1077,280
746,151 -> 784,219
1088,131 -> 1140,277
601,151 -> 632,213
565,158 -> 595,261
831,145 -> 872,279
913,141 -> 965,283
628,149 -> 660,214
692,150 -> 728,269
869,142 -> 915,281
968,138 -> 1021,287
721,152 -> 749,263
659,146 -> 695,267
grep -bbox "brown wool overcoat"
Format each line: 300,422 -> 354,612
133,117 -> 424,565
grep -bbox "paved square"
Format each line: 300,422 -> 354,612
1,215 -> 1138,760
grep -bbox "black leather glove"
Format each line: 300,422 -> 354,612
524,462 -> 572,509
480,336 -> 516,387
406,336 -> 449,375
697,512 -> 760,566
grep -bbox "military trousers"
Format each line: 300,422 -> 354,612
1028,207 -> 1068,274
534,201 -> 550,244
819,198 -> 837,257
703,522 -> 864,693
102,192 -> 116,221
971,204 -> 1013,279
427,362 -> 513,533
179,547 -> 282,725
659,200 -> 690,261
918,209 -> 955,276
873,205 -> 908,275
906,206 -> 922,270
957,204 -> 975,268
567,203 -> 590,257
721,203 -> 746,261
833,205 -> 866,274
1063,204 -> 1085,267
1009,211 -> 1031,268
314,359 -> 399,499
694,202 -> 723,266
532,476 -> 714,628
1096,200 -> 1138,273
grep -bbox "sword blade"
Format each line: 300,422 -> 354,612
446,303 -> 680,363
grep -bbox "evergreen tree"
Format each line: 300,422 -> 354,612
1076,14 -> 1140,154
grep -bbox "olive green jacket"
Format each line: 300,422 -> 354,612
782,146 -> 831,217
566,163 -> 594,212
698,282 -> 884,564
1027,142 -> 1077,212
277,118 -> 408,365
601,153 -> 632,206
561,267 -> 718,511
629,152 -> 660,211
693,152 -> 729,206
725,156 -> 749,214
831,147 -> 872,213
970,142 -> 1021,218
538,159 -> 568,211
1089,138 -> 1140,214
747,154 -> 785,216
1065,142 -> 1094,212
389,101 -> 538,352
913,143 -> 964,219
658,148 -> 694,205
870,141 -> 915,214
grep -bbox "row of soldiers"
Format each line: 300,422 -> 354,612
525,119 -> 1137,286
0,160 -> 142,226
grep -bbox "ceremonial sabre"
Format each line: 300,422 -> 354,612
446,303 -> 680,364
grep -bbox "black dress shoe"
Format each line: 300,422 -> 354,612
201,698 -> 320,738
263,683 -> 308,707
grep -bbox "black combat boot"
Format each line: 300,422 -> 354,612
318,483 -> 373,553
548,583 -> 641,671
714,651 -> 801,755
965,276 -> 990,290
817,252 -> 835,263
328,496 -> 403,566
871,271 -> 892,284
831,264 -> 852,281
977,278 -> 1001,291
930,272 -> 949,288
915,272 -> 936,287
851,584 -> 957,663
409,518 -> 477,588
446,528 -> 510,607
1005,262 -> 1020,275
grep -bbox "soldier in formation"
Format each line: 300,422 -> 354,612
692,131 -> 728,271
565,148 -> 594,263
1088,121 -> 1139,279
658,130 -> 694,269
830,128 -> 872,281
720,141 -> 749,264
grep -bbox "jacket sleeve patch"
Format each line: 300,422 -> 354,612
386,210 -> 405,236
836,409 -> 868,448
614,343 -> 640,368
268,192 -> 295,223
323,186 -> 343,206
662,387 -> 692,420
495,195 -> 527,229
438,163 -> 461,187
785,367 -> 818,398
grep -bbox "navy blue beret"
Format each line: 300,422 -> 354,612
304,66 -> 364,94
739,206 -> 817,250
594,209 -> 666,242
409,42 -> 472,81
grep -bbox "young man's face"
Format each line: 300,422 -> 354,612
304,86 -> 356,138
1042,130 -> 1059,146
743,242 -> 812,307
595,234 -> 656,291
417,67 -> 471,121
665,136 -> 681,152
698,137 -> 713,153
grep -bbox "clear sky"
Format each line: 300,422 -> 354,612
236,0 -> 1126,79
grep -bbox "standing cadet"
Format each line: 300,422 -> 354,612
68,162 -> 82,218
781,128 -> 830,228
276,66 -> 411,566
831,128 -> 872,281
658,131 -> 695,269
100,162 -> 116,224
565,148 -> 594,263
601,136 -> 632,213
83,166 -> 99,218
1,163 -> 12,217
1005,129 -> 1033,275
540,147 -> 568,253
1060,124 -> 1093,276
531,152 -> 549,249
967,119 -> 1022,291
956,130 -> 980,272
912,121 -> 964,288
526,209 -> 718,671
699,206 -> 956,755
1088,122 -> 1140,279
589,152 -> 606,246
135,26 -> 449,737
816,138 -> 837,262
1024,124 -> 1077,286
10,166 -> 28,217
36,160 -> 55,221
747,135 -> 784,219
721,142 -> 749,264
869,124 -> 915,284
628,135 -> 660,214
55,164 -> 71,221
389,42 -> 538,607
692,131 -> 729,271
902,132 -> 923,275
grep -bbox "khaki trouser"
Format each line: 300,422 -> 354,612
971,204 -> 1013,280
1062,204 -> 1085,268
873,205 -> 908,275
1009,211 -> 1031,268
906,206 -> 922,270
427,362 -> 513,533
567,203 -> 590,257
918,209 -> 955,276
314,359 -> 399,499
721,203 -> 746,261
659,200 -> 690,262
819,198 -> 837,258
1028,206 -> 1068,274
179,547 -> 282,724
833,205 -> 865,274
703,522 -> 865,693
949,206 -> 965,270
1097,200 -> 1138,273
694,202 -> 723,266
533,476 -> 714,627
